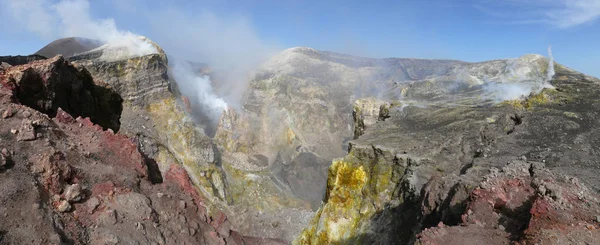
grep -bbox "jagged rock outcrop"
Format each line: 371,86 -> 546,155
296,56 -> 600,244
0,57 -> 284,245
0,56 -> 122,131
36,37 -> 256,240
417,161 -> 600,245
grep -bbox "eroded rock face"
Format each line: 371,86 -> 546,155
0,56 -> 123,131
296,61 -> 600,244
66,39 -> 229,208
0,71 -> 284,245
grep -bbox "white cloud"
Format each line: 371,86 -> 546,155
548,0 -> 600,28
476,0 -> 600,28
1,0 -> 56,38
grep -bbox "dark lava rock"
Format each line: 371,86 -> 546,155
0,56 -> 123,131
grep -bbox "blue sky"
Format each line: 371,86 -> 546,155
1,0 -> 599,77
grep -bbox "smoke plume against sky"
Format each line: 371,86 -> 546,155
0,0 -> 278,133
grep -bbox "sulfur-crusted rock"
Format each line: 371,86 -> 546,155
212,47 -> 564,241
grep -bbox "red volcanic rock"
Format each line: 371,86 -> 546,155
165,163 -> 210,221
417,161 -> 600,245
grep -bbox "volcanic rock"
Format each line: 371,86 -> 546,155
14,36 -> 600,245
0,56 -> 123,131
295,55 -> 600,244
64,184 -> 83,203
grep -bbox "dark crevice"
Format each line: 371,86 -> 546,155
460,148 -> 482,175
135,135 -> 163,184
510,113 -> 523,125
459,160 -> 474,175
143,153 -> 163,184
420,182 -> 469,228
507,128 -> 515,135
0,156 -> 15,173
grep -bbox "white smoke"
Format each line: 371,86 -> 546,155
477,51 -> 557,102
1,0 -> 157,58
143,8 -> 278,111
547,45 -> 555,81
482,82 -> 536,101
169,60 -> 228,132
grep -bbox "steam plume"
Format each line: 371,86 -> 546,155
547,45 -> 555,81
169,60 -> 228,135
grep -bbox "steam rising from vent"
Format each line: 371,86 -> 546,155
547,45 -> 555,82
482,82 -> 538,102
1,0 -> 157,57
169,60 -> 228,135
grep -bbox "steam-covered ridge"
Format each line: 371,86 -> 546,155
260,46 -> 558,106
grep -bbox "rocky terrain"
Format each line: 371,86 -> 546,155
2,36 -> 600,245
0,51 -> 283,244
294,54 -> 600,243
